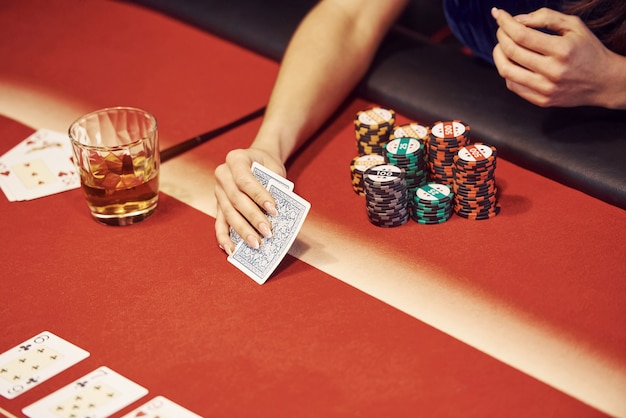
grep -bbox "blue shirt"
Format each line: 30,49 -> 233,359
443,0 -> 563,63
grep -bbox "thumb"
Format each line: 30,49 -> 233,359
513,7 -> 575,35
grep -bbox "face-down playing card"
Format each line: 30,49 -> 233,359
228,179 -> 310,284
0,331 -> 89,399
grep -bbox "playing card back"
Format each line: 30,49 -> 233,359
228,179 -> 310,284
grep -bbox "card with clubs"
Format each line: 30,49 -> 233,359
0,331 -> 89,399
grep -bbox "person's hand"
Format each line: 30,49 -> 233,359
214,147 -> 285,255
492,7 -> 626,109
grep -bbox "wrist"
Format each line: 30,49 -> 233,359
598,52 -> 626,110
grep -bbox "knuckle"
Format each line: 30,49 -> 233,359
224,148 -> 246,164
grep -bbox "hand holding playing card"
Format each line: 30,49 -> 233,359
228,164 -> 310,285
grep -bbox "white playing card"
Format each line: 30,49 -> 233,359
0,331 -> 89,399
22,366 -> 148,418
228,179 -> 310,284
229,162 -> 295,247
0,129 -> 79,202
120,395 -> 202,418
251,161 -> 293,191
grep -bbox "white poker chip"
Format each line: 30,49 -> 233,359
364,164 -> 403,183
385,137 -> 422,155
457,143 -> 494,162
415,183 -> 452,201
431,121 -> 467,139
357,108 -> 394,126
353,154 -> 385,173
393,123 -> 428,140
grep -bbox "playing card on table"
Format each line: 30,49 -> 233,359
229,162 -> 295,247
120,395 -> 202,418
0,331 -> 89,399
0,129 -> 79,201
22,366 -> 148,418
228,179 -> 310,284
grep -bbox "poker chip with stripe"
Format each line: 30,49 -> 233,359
428,120 -> 470,185
383,137 -> 429,195
355,107 -> 396,155
363,164 -> 409,227
350,154 -> 385,196
453,143 -> 500,220
391,123 -> 429,142
411,183 -> 454,224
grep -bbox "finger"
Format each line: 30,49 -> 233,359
492,7 -> 560,57
225,150 -> 278,216
492,44 -> 553,107
215,206 -> 234,255
215,162 -> 275,239
505,78 -> 554,107
512,7 -> 581,34
214,179 -> 263,249
495,25 -> 547,73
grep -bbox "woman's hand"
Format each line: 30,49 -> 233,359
214,147 -> 285,255
492,7 -> 626,109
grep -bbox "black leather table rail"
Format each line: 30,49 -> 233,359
128,0 -> 626,209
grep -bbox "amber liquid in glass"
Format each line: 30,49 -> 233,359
80,151 -> 159,224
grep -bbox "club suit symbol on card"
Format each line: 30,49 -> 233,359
0,331 -> 89,399
22,366 -> 148,418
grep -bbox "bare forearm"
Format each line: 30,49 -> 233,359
252,0 -> 408,162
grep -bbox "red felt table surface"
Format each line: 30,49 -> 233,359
0,0 -> 624,416
0,116 -> 605,418
0,0 -> 276,146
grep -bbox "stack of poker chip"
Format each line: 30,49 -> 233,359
453,143 -> 500,220
410,183 -> 454,224
350,154 -> 385,196
355,107 -> 396,155
428,120 -> 471,185
383,137 -> 428,195
363,164 -> 409,227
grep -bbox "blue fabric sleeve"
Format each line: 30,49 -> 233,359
443,0 -> 563,63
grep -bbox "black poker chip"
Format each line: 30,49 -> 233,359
363,164 -> 409,227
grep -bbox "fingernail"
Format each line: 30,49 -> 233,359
246,235 -> 260,249
258,222 -> 273,239
491,7 -> 499,18
264,201 -> 278,216
219,244 -> 233,256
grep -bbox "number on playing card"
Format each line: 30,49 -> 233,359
0,331 -> 89,399
22,366 -> 148,418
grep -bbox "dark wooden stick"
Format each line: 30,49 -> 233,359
160,106 -> 266,163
